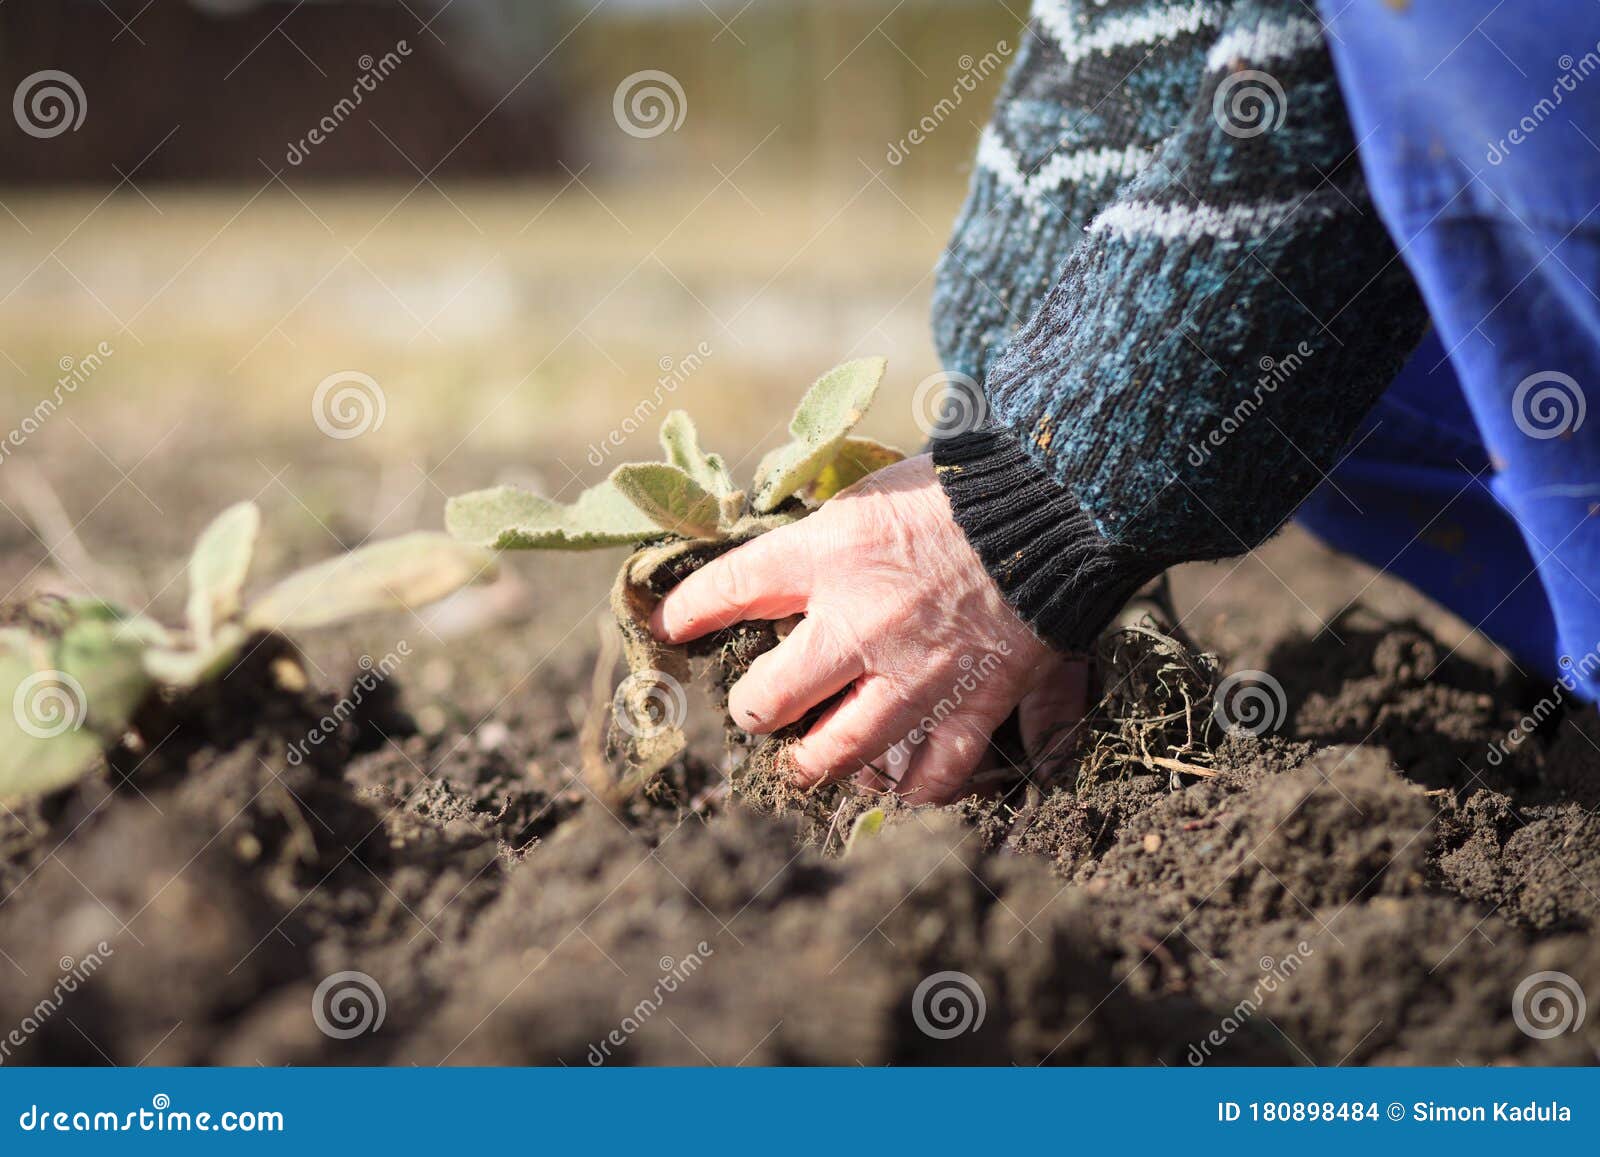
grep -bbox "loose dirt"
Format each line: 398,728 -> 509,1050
2,523 -> 1597,1067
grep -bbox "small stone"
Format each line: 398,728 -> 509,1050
1142,833 -> 1163,854
272,656 -> 308,693
475,720 -> 511,753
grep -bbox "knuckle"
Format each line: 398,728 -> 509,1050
806,615 -> 859,672
819,719 -> 872,767
803,506 -> 853,556
940,717 -> 988,755
764,525 -> 815,591
708,557 -> 750,613
875,664 -> 920,707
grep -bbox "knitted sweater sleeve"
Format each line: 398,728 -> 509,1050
930,0 -> 1429,653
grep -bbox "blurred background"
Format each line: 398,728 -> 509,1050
0,0 -> 1018,652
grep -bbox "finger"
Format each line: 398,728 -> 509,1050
854,764 -> 895,792
728,617 -> 865,735
893,714 -> 998,806
789,676 -> 924,788
881,739 -> 914,785
652,529 -> 812,643
852,738 -> 909,792
1018,658 -> 1090,774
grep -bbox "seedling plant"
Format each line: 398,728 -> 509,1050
445,357 -> 902,796
0,508 -> 493,802
1,357 -> 902,809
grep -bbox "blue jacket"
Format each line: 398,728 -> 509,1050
1316,0 -> 1600,699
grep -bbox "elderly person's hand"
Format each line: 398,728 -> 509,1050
651,453 -> 1087,803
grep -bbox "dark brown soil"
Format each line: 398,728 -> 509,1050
3,534 -> 1598,1067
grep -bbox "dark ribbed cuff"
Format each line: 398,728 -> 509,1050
932,426 -> 1177,654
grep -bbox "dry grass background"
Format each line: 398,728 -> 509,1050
0,175 -> 966,690
0,0 -> 1023,633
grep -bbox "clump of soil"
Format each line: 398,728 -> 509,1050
3,580 -> 1599,1067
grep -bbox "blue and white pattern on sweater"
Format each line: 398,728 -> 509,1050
932,0 -> 1426,556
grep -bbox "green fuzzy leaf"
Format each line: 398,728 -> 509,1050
186,501 -> 261,644
610,463 -> 723,540
445,482 -> 663,551
0,635 -> 117,803
143,624 -> 248,689
0,713 -> 103,804
56,618 -> 154,733
4,599 -> 157,738
804,437 -> 906,504
752,357 -> 888,512
845,807 -> 887,854
50,598 -> 170,648
659,411 -> 734,497
245,533 -> 497,633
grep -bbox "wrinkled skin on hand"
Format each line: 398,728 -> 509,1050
652,454 -> 1087,804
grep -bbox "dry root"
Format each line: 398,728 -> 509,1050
595,520 -> 798,805
1077,604 -> 1223,791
